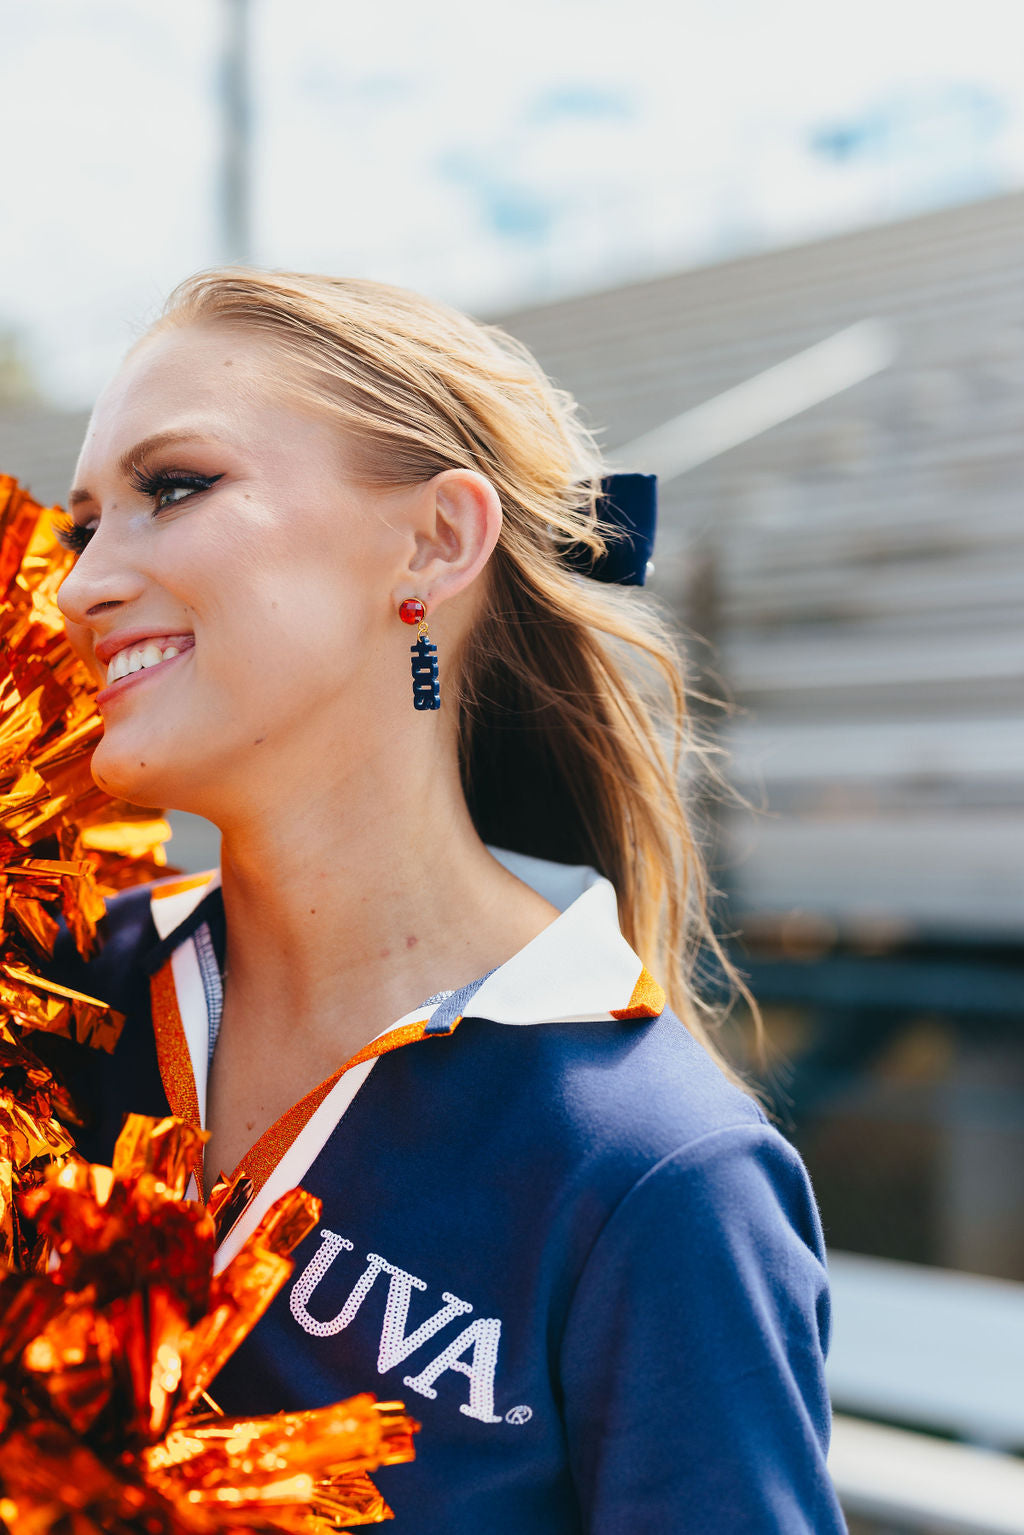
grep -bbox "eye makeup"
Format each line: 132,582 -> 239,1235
54,467 -> 224,554
53,515 -> 96,556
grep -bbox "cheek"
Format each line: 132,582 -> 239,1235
198,554 -> 381,703
153,494 -> 390,699
231,517 -> 383,642
262,577 -> 379,682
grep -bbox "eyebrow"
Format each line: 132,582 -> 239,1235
68,429 -> 224,508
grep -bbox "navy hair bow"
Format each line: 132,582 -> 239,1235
564,472 -> 657,587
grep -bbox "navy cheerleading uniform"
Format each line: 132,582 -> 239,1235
47,849 -> 847,1534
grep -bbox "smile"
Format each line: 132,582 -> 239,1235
105,639 -> 190,685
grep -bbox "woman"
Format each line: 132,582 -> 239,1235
49,270 -> 846,1532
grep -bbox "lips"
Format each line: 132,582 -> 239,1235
95,629 -> 195,667
106,639 -> 191,686
94,631 -> 195,705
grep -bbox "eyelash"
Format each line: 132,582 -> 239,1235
55,467 -> 224,555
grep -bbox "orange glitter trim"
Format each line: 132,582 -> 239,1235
221,1066 -> 347,1197
151,870 -> 217,902
151,953 -> 462,1203
610,965 -> 666,1020
149,961 -> 205,1197
344,1017 -> 437,1072
229,1017 -> 459,1197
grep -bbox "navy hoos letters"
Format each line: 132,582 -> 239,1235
411,635 -> 441,711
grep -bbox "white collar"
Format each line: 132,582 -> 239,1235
147,848 -> 663,1269
149,847 -> 663,1028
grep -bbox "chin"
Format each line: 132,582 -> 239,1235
89,734 -> 190,813
89,754 -> 162,810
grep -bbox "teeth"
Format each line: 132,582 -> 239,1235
106,641 -> 187,685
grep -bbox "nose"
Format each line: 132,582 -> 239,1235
56,531 -> 148,630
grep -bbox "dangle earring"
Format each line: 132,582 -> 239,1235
398,598 -> 441,711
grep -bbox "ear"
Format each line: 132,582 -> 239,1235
393,468 -> 503,614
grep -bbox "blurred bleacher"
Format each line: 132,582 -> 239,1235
497,189 -> 1024,1534
496,188 -> 1024,945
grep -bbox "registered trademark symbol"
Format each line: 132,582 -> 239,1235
505,1405 -> 533,1425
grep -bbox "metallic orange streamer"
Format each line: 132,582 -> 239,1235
0,1116 -> 418,1532
0,475 -> 173,1271
0,477 -> 419,1529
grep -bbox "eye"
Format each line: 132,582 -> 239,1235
153,480 -> 200,512
127,464 -> 224,512
53,467 -> 224,556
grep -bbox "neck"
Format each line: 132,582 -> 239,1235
209,731 -> 557,1057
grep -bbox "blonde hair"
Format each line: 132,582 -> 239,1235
148,269 -> 763,1096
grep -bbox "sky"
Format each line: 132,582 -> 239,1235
1,0 -> 1022,405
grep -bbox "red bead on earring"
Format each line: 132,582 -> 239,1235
399,598 -> 425,626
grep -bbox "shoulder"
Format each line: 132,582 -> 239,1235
450,1002 -> 773,1179
411,1003 -> 831,1300
436,1004 -> 828,1286
553,1037 -> 840,1531
438,857 -> 774,1177
533,1016 -> 832,1400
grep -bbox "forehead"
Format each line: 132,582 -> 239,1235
73,324 -> 327,482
